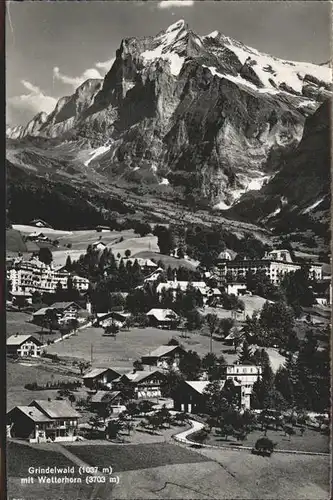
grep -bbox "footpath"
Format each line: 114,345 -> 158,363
173,419 -> 329,457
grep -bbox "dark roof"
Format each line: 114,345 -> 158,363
90,391 -> 121,403
122,370 -> 166,383
143,345 -> 184,359
30,219 -> 52,228
29,400 -> 81,419
50,302 -> 80,310
8,406 -> 53,423
83,367 -> 121,379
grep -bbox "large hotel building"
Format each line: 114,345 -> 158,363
7,257 -> 89,295
215,249 -> 323,287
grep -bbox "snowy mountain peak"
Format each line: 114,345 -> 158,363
166,19 -> 186,33
205,30 -> 220,39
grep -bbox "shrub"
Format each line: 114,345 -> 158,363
24,382 -> 39,391
191,427 -> 210,445
254,437 -> 275,454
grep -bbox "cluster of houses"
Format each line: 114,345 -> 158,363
81,343 -> 262,411
6,241 -> 330,444
7,340 -> 262,443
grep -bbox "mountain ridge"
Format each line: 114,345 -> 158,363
6,20 -> 331,252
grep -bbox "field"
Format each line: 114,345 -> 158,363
7,440 -> 330,499
7,312 -> 41,339
12,224 -> 73,236
45,324 -> 286,372
45,326 -> 231,370
65,442 -> 209,471
52,230 -> 159,266
7,441 -> 74,477
7,441 -> 101,500
203,426 -> 329,454
8,226 -> 160,266
6,311 -> 62,342
6,228 -> 28,252
7,359 -> 81,410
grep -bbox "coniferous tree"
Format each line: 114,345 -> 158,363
238,340 -> 253,364
65,255 -> 72,272
179,350 -> 201,379
38,247 -> 53,266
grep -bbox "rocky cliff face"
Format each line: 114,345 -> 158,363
6,20 -> 331,211
226,100 -> 331,244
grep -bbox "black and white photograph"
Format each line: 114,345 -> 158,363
5,1 -> 331,499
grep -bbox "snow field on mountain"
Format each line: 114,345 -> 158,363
83,145 -> 111,167
302,196 -> 326,214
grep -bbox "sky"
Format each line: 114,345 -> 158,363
6,0 -> 331,126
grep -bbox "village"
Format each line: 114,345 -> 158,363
6,220 -> 330,465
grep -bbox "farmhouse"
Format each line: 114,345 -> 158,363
141,344 -> 186,370
7,334 -> 42,357
9,290 -> 33,306
225,283 -> 248,296
26,231 -> 50,242
29,219 -> 53,229
92,241 -> 107,252
51,302 -> 82,319
83,367 -> 122,389
119,370 -> 167,399
223,327 -> 250,346
146,308 -> 180,329
88,391 -> 125,414
31,307 -> 52,326
7,399 -> 80,443
32,302 -> 86,327
216,248 -> 322,286
173,379 -> 241,414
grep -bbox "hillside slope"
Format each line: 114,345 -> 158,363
225,100 -> 331,250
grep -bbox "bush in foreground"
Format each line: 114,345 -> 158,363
252,437 -> 275,457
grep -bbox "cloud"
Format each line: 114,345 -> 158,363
158,0 -> 194,9
53,56 -> 115,89
96,58 -> 115,71
53,66 -> 103,88
7,80 -> 57,125
21,80 -> 41,94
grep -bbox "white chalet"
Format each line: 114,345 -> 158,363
7,334 -> 42,357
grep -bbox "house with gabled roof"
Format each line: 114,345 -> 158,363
7,334 -> 42,357
172,379 -> 242,414
92,241 -> 107,252
146,308 -> 180,329
117,369 -> 167,399
141,344 -> 186,370
83,367 -> 122,389
7,399 -> 81,443
88,391 -> 126,414
29,219 -> 53,229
